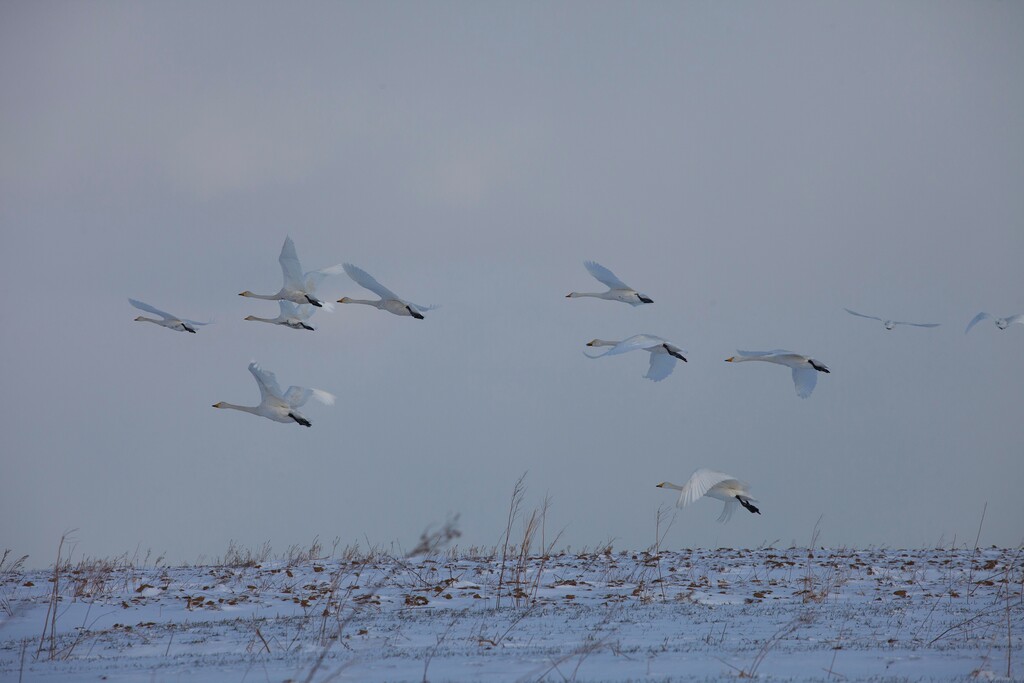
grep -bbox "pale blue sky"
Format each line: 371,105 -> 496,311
2,1 -> 1022,566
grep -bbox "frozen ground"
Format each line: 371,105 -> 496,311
1,546 -> 1020,682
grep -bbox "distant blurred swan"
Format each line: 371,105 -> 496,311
656,468 -> 760,522
725,349 -> 830,398
566,261 -> 653,306
213,362 -> 334,427
245,300 -> 317,331
338,263 -> 436,319
965,312 -> 1024,334
585,335 -> 687,382
844,308 -> 940,330
129,298 -> 209,334
240,236 -> 343,309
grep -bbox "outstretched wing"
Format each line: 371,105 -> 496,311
584,261 -> 631,290
344,263 -> 400,300
278,237 -> 305,289
128,298 -> 175,321
791,366 -> 818,398
965,312 -> 991,334
676,469 -> 734,508
304,263 -> 345,291
283,386 -> 335,408
1006,314 -> 1024,327
645,352 -> 677,382
248,362 -> 285,402
844,308 -> 882,322
717,500 -> 739,523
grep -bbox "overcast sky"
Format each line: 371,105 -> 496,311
2,2 -> 1022,567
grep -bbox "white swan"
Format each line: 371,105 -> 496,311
213,362 -> 334,427
129,298 -> 209,334
338,263 -> 436,319
844,308 -> 940,330
656,468 -> 761,522
566,261 -> 653,306
965,312 -> 1024,334
240,237 -> 344,309
725,349 -> 830,398
585,335 -> 687,382
245,300 -> 317,331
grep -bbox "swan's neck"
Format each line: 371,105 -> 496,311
215,402 -> 259,414
339,297 -> 382,307
239,291 -> 280,300
566,291 -> 604,299
589,339 -> 620,348
244,316 -> 276,323
657,482 -> 684,491
135,316 -> 162,325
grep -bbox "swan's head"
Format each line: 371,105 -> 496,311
239,291 -> 253,297
133,316 -> 145,322
586,339 -> 600,347
655,482 -> 668,488
212,402 -> 226,408
243,315 -> 257,321
884,321 -> 895,330
997,319 -> 1009,329
565,292 -> 577,298
725,356 -> 736,362
337,297 -> 352,304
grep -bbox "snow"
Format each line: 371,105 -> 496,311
1,547 -> 1020,681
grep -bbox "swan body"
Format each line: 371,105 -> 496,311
844,308 -> 940,330
725,349 -> 830,398
213,362 -> 334,427
239,236 -> 343,309
566,261 -> 653,306
965,312 -> 1024,334
585,335 -> 687,381
245,300 -> 316,331
129,298 -> 209,334
338,263 -> 436,319
656,468 -> 760,522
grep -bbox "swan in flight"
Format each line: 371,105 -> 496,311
338,263 -> 436,319
213,362 -> 334,427
129,298 -> 209,334
844,308 -> 940,330
239,236 -> 343,308
566,261 -> 653,306
585,335 -> 687,382
245,300 -> 317,331
725,349 -> 830,398
656,468 -> 760,522
965,312 -> 1024,334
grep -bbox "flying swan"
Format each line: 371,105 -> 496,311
337,263 -> 436,319
129,298 -> 209,334
725,349 -> 830,398
566,261 -> 653,306
213,362 -> 334,427
844,308 -> 940,330
965,312 -> 1024,334
240,236 -> 344,308
585,335 -> 687,381
245,300 -> 317,331
656,468 -> 761,522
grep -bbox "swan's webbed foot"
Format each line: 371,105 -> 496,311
738,497 -> 761,515
809,360 -> 830,373
301,323 -> 315,331
665,345 -> 687,362
305,295 -> 323,307
183,325 -> 197,333
638,296 -> 654,304
289,413 -> 312,427
408,307 -> 424,319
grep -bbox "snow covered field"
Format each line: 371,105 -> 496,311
1,545 -> 1020,682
